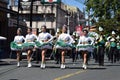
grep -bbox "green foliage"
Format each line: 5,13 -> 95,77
85,0 -> 120,34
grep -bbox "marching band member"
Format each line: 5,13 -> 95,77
36,25 -> 53,69
55,25 -> 75,69
24,28 -> 37,68
76,29 -> 94,69
116,35 -> 120,62
96,27 -> 105,66
11,28 -> 25,67
54,31 -> 61,64
107,31 -> 117,63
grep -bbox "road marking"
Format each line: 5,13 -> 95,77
54,70 -> 86,80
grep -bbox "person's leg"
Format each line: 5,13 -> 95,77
119,50 -> 120,62
55,49 -> 60,64
110,48 -> 114,63
36,49 -> 41,64
100,47 -> 105,66
83,52 -> 87,64
113,48 -> 117,63
41,49 -> 46,68
94,48 -> 98,63
61,50 -> 65,64
27,50 -> 31,62
16,51 -> 21,67
27,49 -> 32,67
61,50 -> 66,69
71,48 -> 75,62
82,51 -> 88,69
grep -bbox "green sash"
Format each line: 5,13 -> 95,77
98,40 -> 105,46
110,42 -> 116,47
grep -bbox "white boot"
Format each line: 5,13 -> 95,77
61,64 -> 65,69
28,62 -> 32,68
17,62 -> 20,67
41,63 -> 45,69
84,64 -> 87,69
82,64 -> 87,69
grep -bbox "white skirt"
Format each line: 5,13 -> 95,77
76,44 -> 92,52
22,42 -> 35,50
36,44 -> 53,50
11,44 -> 23,51
10,41 -> 23,51
35,41 -> 53,50
55,45 -> 72,50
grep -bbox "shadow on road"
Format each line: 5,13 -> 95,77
88,67 -> 107,70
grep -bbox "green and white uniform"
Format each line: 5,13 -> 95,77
11,35 -> 25,51
23,33 -> 37,50
55,33 -> 75,50
36,32 -> 53,49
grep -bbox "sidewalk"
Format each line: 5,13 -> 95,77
0,59 -> 16,65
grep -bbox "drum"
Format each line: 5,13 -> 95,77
10,41 -> 23,51
35,41 -> 53,50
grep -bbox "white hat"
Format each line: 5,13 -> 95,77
99,26 -> 103,31
57,28 -> 60,32
116,35 -> 120,39
112,31 -> 115,34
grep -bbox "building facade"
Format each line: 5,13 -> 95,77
0,0 -> 27,58
10,0 -> 85,35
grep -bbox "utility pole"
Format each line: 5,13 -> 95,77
65,10 -> 71,34
17,0 -> 21,27
67,15 -> 70,34
30,0 -> 33,28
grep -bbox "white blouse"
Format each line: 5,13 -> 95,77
78,36 -> 93,45
25,33 -> 37,42
37,32 -> 53,42
14,35 -> 25,43
58,33 -> 75,44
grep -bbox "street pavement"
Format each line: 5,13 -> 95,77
0,57 -> 120,80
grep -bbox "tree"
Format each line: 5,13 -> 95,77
85,0 -> 120,34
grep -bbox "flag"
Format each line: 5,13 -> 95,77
41,0 -> 61,4
44,0 -> 59,2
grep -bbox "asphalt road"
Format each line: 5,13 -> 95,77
0,58 -> 120,80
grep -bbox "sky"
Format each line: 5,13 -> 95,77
61,0 -> 85,12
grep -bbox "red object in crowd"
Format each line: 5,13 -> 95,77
76,25 -> 83,36
49,0 -> 53,2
